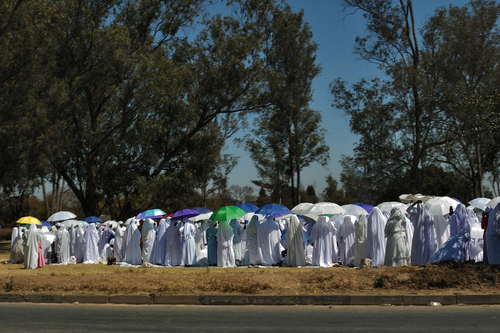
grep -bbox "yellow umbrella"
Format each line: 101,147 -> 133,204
16,216 -> 41,225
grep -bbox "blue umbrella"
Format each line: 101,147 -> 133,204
84,216 -> 102,223
171,209 -> 200,220
235,203 -> 259,213
352,203 -> 373,214
191,207 -> 212,214
136,209 -> 166,219
41,221 -> 51,227
255,203 -> 291,216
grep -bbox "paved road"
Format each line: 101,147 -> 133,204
1,303 -> 499,332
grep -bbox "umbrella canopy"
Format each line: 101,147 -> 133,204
210,206 -> 247,222
468,198 -> 491,211
41,221 -> 51,228
171,209 -> 200,220
189,212 -> 213,222
305,202 -> 345,215
47,211 -> 77,222
255,203 -> 292,216
399,193 -> 434,204
60,220 -> 87,228
486,197 -> 500,210
376,201 -> 407,215
425,196 -> 459,215
291,203 -> 313,215
341,204 -> 369,216
353,203 -> 373,214
136,209 -> 166,219
16,216 -> 41,225
191,207 -> 212,214
84,216 -> 102,223
235,203 -> 259,213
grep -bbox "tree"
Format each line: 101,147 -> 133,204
322,175 -> 344,204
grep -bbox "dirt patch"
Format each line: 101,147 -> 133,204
1,241 -> 499,296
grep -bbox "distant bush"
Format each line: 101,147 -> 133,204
0,228 -> 12,241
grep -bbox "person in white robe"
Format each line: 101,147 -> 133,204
246,215 -> 260,266
83,223 -> 100,264
354,214 -> 368,267
408,202 -> 438,265
124,220 -> 142,265
165,220 -> 183,266
23,224 -> 39,269
366,207 -> 387,268
229,219 -> 244,264
56,227 -> 70,264
141,218 -> 156,263
216,220 -> 236,267
10,227 -> 20,263
338,215 -> 355,265
486,202 -> 500,264
286,215 -> 307,267
206,221 -> 218,266
154,219 -> 168,265
113,223 -> 125,262
384,207 -> 410,267
310,215 -> 336,267
179,219 -> 197,266
448,204 -> 471,237
69,224 -> 76,257
256,215 -> 282,266
74,225 -> 85,263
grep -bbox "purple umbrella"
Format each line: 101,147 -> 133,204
171,209 -> 200,220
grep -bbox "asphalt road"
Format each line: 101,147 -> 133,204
1,303 -> 499,332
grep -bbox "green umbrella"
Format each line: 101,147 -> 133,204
210,205 -> 246,222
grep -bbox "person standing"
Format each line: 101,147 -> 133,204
179,219 -> 197,267
206,221 -> 218,266
217,220 -> 236,267
83,224 -> 100,264
286,215 -> 307,267
384,207 -> 410,267
310,216 -> 336,267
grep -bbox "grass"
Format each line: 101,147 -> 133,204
1,241 -> 500,296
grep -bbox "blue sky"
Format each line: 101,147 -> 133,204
225,0 -> 472,196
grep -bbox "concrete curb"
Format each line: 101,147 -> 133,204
1,293 -> 500,305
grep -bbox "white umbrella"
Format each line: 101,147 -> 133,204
304,202 -> 346,215
486,197 -> 500,210
291,203 -> 313,215
376,201 -> 407,215
189,212 -> 213,222
468,198 -> 491,211
425,196 -> 459,215
47,211 -> 77,222
341,204 -> 368,216
399,193 -> 434,204
60,219 -> 87,228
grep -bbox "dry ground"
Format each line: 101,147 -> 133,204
1,241 -> 499,296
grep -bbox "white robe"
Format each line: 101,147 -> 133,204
246,215 -> 260,265
113,225 -> 125,262
74,226 -> 85,263
486,202 -> 500,264
83,224 -> 100,264
384,208 -> 410,267
286,215 -> 306,267
354,214 -> 368,267
338,216 -> 355,265
155,219 -> 168,265
256,216 -> 282,266
56,228 -> 70,264
217,220 -> 235,267
23,224 -> 39,269
10,227 -> 20,263
229,219 -> 244,262
124,222 -> 142,265
366,207 -> 387,268
310,216 -> 336,267
166,221 -> 183,266
141,219 -> 156,263
179,221 -> 197,266
408,204 -> 438,265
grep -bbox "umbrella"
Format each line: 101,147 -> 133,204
486,197 -> 500,210
16,216 -> 41,225
47,211 -> 76,222
171,209 -> 200,220
191,207 -> 212,214
210,205 -> 247,222
60,220 -> 87,228
84,216 -> 102,223
41,221 -> 51,228
353,203 -> 373,214
162,212 -> 174,219
468,198 -> 491,211
305,202 -> 345,215
376,201 -> 407,215
235,203 -> 259,213
291,203 -> 313,215
425,196 -> 459,215
341,204 -> 369,216
399,193 -> 434,204
255,203 -> 292,216
189,212 -> 213,222
136,209 -> 166,219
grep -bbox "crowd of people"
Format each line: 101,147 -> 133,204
9,200 -> 500,269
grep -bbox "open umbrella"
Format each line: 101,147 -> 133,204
255,203 -> 291,216
376,201 -> 407,215
190,212 -> 213,222
468,198 -> 491,211
191,207 -> 212,214
136,209 -> 166,219
16,216 -> 41,225
341,204 -> 369,216
353,203 -> 373,214
305,202 -> 345,215
210,206 -> 246,222
235,203 -> 259,213
291,203 -> 313,215
171,209 -> 200,220
425,196 -> 459,215
486,197 -> 500,210
47,211 -> 77,222
41,221 -> 51,228
84,216 -> 102,223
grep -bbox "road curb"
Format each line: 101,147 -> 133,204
1,293 -> 499,305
